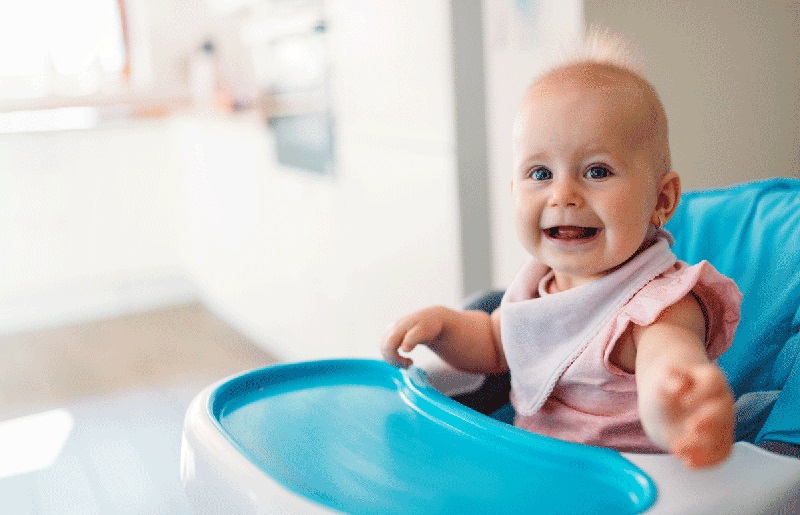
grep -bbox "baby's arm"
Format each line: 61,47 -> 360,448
381,306 -> 507,374
633,294 -> 735,469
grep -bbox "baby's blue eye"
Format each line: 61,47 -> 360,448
530,167 -> 552,181
585,166 -> 611,179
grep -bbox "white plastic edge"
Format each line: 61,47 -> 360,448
180,383 -> 339,514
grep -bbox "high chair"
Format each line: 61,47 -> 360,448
181,178 -> 800,513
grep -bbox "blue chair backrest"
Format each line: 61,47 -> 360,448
665,178 -> 800,445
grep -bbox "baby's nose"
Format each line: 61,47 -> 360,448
549,179 -> 583,207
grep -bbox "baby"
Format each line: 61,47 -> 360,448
381,30 -> 742,469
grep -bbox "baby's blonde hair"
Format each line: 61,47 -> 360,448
541,24 -> 644,80
520,25 -> 671,177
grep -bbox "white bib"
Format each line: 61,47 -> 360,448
501,233 -> 677,415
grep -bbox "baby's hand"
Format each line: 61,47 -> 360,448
381,306 -> 449,368
657,364 -> 735,469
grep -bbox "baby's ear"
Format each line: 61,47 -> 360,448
656,171 -> 681,223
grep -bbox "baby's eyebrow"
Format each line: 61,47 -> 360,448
574,144 -> 630,163
575,141 -> 614,154
523,151 -> 550,162
512,150 -> 550,169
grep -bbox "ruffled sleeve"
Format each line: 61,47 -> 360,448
621,260 -> 742,360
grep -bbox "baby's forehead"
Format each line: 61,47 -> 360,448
528,63 -> 654,111
518,63 -> 667,143
514,62 -> 671,172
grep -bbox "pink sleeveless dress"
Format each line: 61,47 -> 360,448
501,234 -> 742,452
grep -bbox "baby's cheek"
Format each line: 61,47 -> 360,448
513,207 -> 538,237
611,199 -> 652,237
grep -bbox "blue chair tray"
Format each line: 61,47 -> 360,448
211,359 -> 656,514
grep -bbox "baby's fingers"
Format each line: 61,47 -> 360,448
672,400 -> 734,468
381,311 -> 445,368
381,323 -> 414,368
400,320 -> 441,353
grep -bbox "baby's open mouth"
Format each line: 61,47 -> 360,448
545,226 -> 600,240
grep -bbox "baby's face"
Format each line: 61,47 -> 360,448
512,68 -> 668,290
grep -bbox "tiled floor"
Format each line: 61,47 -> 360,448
0,304 -> 277,514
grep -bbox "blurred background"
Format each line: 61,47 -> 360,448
1,0 -> 798,361
0,0 -> 797,511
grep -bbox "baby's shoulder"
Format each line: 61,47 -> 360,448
623,261 -> 703,326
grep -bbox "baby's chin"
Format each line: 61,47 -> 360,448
535,249 -> 639,284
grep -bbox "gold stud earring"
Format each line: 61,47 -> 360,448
654,214 -> 663,230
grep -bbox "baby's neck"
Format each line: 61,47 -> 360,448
545,276 -> 561,295
547,273 -> 600,293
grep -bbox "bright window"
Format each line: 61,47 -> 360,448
0,0 -> 127,99
0,409 -> 74,479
